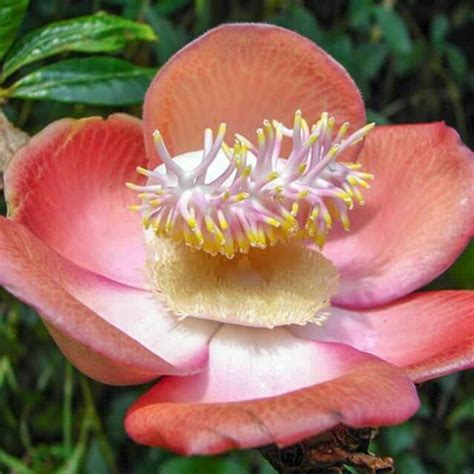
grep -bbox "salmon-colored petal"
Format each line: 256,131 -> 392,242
144,23 -> 365,167
4,114 -> 147,288
325,123 -> 474,308
125,325 -> 418,454
0,217 -> 218,384
291,291 -> 474,383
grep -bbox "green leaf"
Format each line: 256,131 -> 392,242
447,398 -> 474,427
446,242 -> 474,289
348,0 -> 374,30
271,5 -> 323,44
394,39 -> 427,77
355,43 -> 388,79
373,6 -> 412,55
146,8 -> 189,63
444,44 -> 468,82
430,14 -> 449,49
366,109 -> 390,125
155,0 -> 192,15
0,0 -> 28,63
194,0 -> 211,35
395,454 -> 428,474
2,12 -> 156,80
9,57 -> 156,106
384,423 -> 417,454
160,457 -> 248,474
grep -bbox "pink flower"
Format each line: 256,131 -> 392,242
1,24 -> 473,455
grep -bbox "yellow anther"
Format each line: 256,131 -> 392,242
242,165 -> 252,178
308,133 -> 319,146
291,202 -> 299,217
236,232 -> 249,253
232,192 -> 250,202
127,205 -> 142,212
136,166 -> 150,177
165,216 -> 175,236
183,227 -> 195,247
267,227 -> 278,246
186,216 -> 198,229
298,163 -> 307,174
126,182 -> 140,190
343,185 -> 355,197
246,230 -> 258,247
224,242 -> 234,258
323,209 -> 332,227
336,191 -> 353,206
298,189 -> 311,198
274,184 -> 284,194
359,172 -> 375,180
337,122 -> 350,140
205,215 -> 215,233
222,190 -> 231,201
353,188 -> 365,205
266,171 -> 279,182
328,117 -> 336,130
281,213 -> 298,234
357,179 -> 371,189
294,109 -> 302,126
301,118 -> 309,134
305,219 -> 316,235
153,130 -> 162,144
326,144 -> 340,159
344,162 -> 362,170
347,175 -> 358,186
264,217 -> 281,227
361,122 -> 376,135
192,227 -> 204,246
314,230 -> 326,249
217,210 -> 229,230
221,141 -> 231,157
341,214 -> 351,231
142,215 -> 151,228
310,207 -> 320,221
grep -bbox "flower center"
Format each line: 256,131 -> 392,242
128,111 -> 374,257
128,111 -> 375,328
146,238 -> 339,328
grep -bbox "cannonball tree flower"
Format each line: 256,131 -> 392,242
0,23 -> 473,455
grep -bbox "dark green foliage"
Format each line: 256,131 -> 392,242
10,57 -> 156,105
0,1 -> 473,473
2,12 -> 156,80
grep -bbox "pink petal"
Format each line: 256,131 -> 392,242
0,217 -> 218,384
4,114 -> 148,288
291,291 -> 474,383
325,123 -> 474,307
143,23 -> 365,167
125,325 -> 418,454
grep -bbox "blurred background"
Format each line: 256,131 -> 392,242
0,1 -> 473,473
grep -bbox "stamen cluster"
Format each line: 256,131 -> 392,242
128,111 -> 374,258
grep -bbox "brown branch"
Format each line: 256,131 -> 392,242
259,426 -> 394,474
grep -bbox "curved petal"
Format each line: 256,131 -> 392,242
144,23 -> 365,167
125,324 -> 418,454
291,291 -> 474,383
4,114 -> 147,288
325,123 -> 474,307
0,217 -> 218,384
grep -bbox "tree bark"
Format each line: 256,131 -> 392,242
259,425 -> 395,474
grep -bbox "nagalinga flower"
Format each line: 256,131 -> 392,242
1,24 -> 473,454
